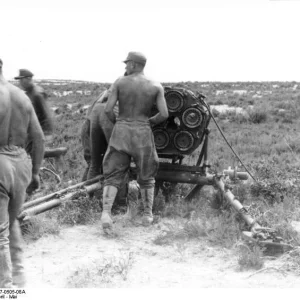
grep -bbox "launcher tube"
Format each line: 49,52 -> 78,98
23,176 -> 102,210
19,182 -> 102,220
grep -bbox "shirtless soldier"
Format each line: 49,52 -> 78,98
101,52 -> 169,231
0,59 -> 45,288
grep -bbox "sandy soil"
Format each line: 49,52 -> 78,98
23,216 -> 300,289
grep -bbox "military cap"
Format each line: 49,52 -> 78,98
123,52 -> 147,66
14,69 -> 34,79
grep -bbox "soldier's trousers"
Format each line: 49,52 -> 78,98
81,119 -> 92,166
87,103 -> 113,180
0,146 -> 32,288
103,120 -> 159,190
80,119 -> 92,181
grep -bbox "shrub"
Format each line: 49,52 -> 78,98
248,108 -> 267,124
211,107 -> 220,117
214,99 -> 224,105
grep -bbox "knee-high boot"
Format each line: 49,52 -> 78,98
101,185 -> 118,230
140,188 -> 154,226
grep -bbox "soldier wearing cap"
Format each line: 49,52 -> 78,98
101,51 -> 169,232
15,69 -> 54,150
0,60 -> 45,287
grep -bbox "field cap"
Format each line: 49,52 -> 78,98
123,51 -> 147,65
14,69 -> 34,79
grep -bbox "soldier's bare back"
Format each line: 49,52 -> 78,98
113,73 -> 163,121
0,77 -> 43,148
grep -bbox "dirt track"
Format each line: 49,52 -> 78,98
24,217 -> 300,288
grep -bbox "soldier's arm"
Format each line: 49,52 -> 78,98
105,80 -> 119,124
149,84 -> 169,125
27,105 -> 45,175
98,89 -> 109,104
33,93 -> 54,135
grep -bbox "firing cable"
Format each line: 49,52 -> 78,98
202,99 -> 257,182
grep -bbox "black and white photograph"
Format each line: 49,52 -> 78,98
1,0 -> 300,298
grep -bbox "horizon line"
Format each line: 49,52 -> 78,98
8,78 -> 300,84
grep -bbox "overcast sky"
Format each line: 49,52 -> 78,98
1,0 -> 300,83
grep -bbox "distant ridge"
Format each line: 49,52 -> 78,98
8,79 -> 300,86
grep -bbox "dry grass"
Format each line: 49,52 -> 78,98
278,247 -> 300,275
22,215 -> 60,242
65,251 -> 135,287
54,192 -> 102,226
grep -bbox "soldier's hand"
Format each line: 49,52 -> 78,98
27,173 -> 41,194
